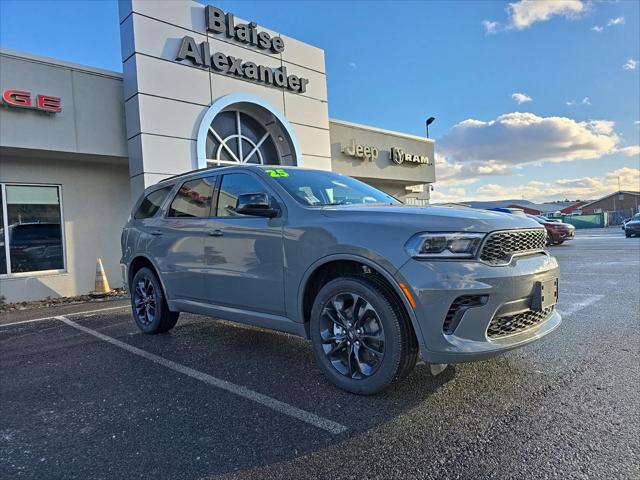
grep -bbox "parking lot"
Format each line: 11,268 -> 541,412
1,227 -> 638,480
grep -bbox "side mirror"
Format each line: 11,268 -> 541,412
235,192 -> 279,218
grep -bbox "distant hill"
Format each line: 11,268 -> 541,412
444,199 -> 586,213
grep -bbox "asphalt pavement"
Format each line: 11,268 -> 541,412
1,227 -> 638,479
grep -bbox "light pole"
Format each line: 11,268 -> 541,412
426,117 -> 435,139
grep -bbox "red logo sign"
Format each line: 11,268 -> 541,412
1,90 -> 62,113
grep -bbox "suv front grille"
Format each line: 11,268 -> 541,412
480,229 -> 547,265
487,307 -> 554,339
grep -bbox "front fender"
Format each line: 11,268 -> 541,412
293,253 -> 428,357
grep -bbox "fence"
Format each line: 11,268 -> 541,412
560,213 -> 606,229
606,208 -> 637,226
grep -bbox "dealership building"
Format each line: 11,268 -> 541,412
0,0 -> 435,303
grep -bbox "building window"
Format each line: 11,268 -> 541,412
0,184 -> 65,275
206,110 -> 281,167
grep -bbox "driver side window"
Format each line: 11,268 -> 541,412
217,173 -> 269,217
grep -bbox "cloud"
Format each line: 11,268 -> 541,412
566,96 -> 591,106
433,167 -> 640,203
348,62 -> 357,68
593,16 -> 625,32
635,121 -> 640,125
439,112 -> 620,166
618,145 -> 640,157
507,0 -> 586,30
477,167 -> 640,201
482,20 -> 500,34
434,152 -> 512,187
623,58 -> 638,70
607,16 -> 625,27
512,92 -> 533,104
483,0 -> 586,34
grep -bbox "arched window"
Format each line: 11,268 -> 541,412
205,110 -> 280,166
196,94 -> 303,169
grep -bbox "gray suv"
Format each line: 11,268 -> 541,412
121,165 -> 561,394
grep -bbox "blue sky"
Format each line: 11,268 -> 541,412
1,0 -> 638,202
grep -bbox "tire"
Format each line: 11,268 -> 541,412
546,234 -> 553,246
626,232 -> 632,238
309,276 -> 416,395
130,267 -> 179,334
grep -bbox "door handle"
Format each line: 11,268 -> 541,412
150,230 -> 163,236
208,229 -> 224,237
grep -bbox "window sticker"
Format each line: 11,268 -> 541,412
265,168 -> 289,178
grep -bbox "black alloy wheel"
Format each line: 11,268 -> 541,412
133,275 -> 157,327
309,276 -> 417,395
130,267 -> 179,334
319,292 -> 385,379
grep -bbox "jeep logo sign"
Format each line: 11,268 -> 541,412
340,139 -> 379,161
339,139 -> 432,167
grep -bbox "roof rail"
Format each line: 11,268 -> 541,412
156,164 -> 262,185
157,166 -> 219,184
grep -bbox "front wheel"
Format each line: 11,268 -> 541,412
130,267 -> 179,334
309,276 -> 416,395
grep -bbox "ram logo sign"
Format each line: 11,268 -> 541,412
390,147 -> 431,166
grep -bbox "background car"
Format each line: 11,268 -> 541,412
623,213 -> 640,238
527,215 -> 575,245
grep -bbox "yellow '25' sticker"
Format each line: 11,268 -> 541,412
265,168 -> 289,178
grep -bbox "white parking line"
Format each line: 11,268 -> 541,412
0,305 -> 130,328
56,315 -> 348,435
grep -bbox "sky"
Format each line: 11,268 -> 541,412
0,0 -> 639,203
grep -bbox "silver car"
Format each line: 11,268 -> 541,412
121,165 -> 561,394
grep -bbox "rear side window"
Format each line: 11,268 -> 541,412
168,177 -> 215,218
134,186 -> 173,219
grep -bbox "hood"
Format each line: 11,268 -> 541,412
320,204 -> 543,232
545,221 -> 575,229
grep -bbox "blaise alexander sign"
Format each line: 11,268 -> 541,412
341,139 -> 432,166
176,6 -> 310,94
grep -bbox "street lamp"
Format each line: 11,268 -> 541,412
425,117 -> 436,139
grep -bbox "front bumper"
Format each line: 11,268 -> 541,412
625,224 -> 640,235
551,229 -> 575,241
396,252 -> 561,364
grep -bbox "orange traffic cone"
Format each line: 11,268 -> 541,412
91,258 -> 111,297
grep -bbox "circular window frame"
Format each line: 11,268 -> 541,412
196,93 -> 303,169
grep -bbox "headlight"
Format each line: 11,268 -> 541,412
405,232 -> 485,259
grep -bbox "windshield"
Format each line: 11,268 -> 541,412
262,168 -> 400,207
633,213 -> 640,220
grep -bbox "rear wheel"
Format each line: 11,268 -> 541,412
130,267 -> 179,334
309,276 -> 416,395
625,232 -> 632,238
